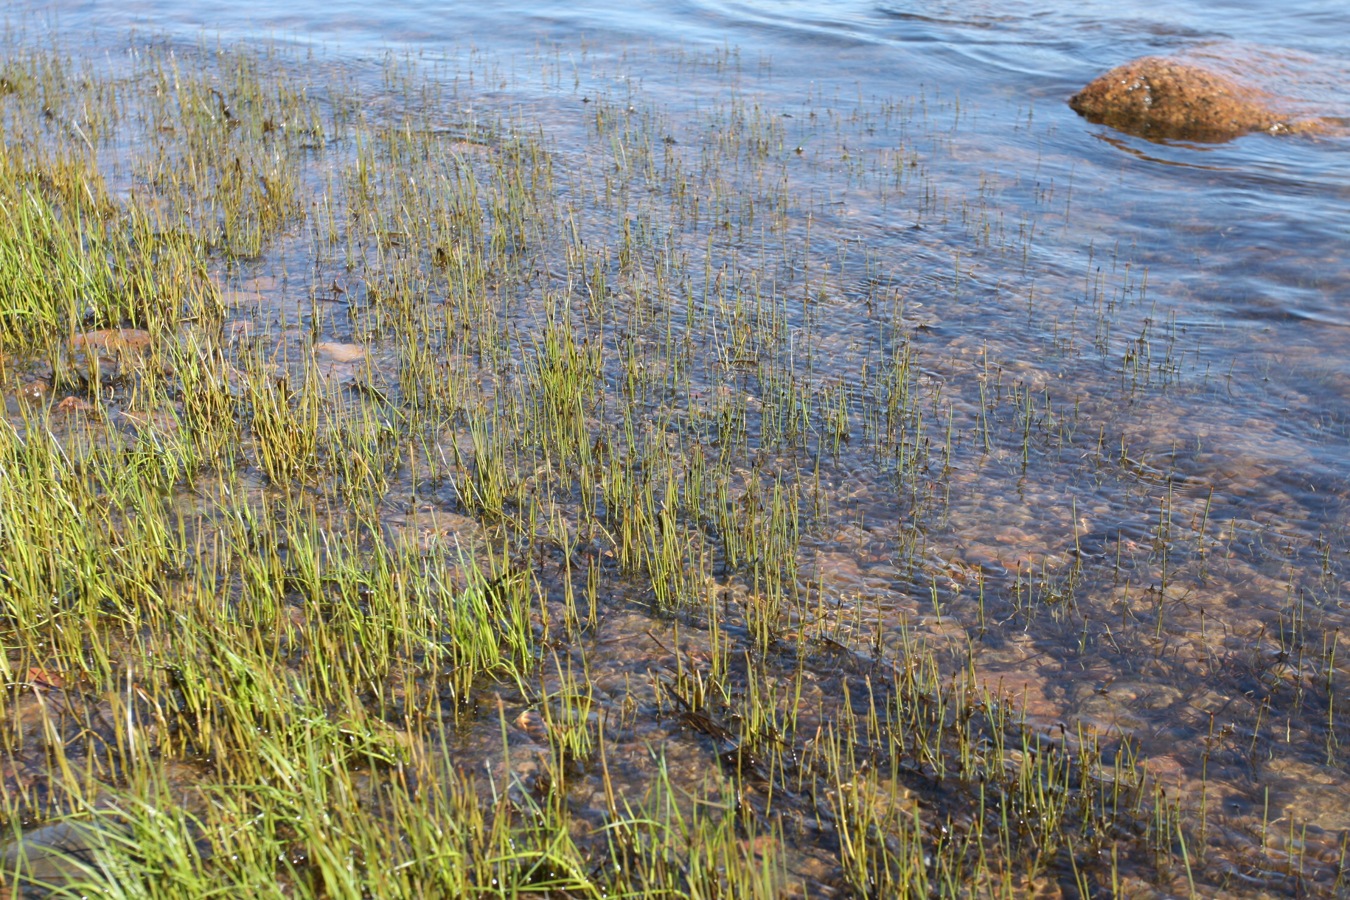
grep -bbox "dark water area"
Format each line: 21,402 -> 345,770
7,0 -> 1350,893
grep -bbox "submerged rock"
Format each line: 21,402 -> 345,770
1070,56 -> 1322,142
0,817 -> 131,888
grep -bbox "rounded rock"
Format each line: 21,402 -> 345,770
1070,56 -> 1311,142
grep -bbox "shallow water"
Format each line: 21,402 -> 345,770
8,0 -> 1350,893
26,3 -> 1347,334
36,0 -> 1345,404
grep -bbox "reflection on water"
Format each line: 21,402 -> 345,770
7,0 -> 1350,893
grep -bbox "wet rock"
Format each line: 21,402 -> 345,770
0,817 -> 132,889
515,708 -> 550,744
69,328 -> 153,354
1266,758 -> 1350,831
66,327 -> 157,385
6,378 -> 50,404
55,394 -> 96,415
1070,57 -> 1322,142
313,340 -> 368,383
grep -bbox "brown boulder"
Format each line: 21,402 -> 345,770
1070,57 -> 1317,142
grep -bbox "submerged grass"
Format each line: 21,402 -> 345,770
0,26 -> 1344,900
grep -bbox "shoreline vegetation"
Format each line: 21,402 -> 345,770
0,29 -> 1345,898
